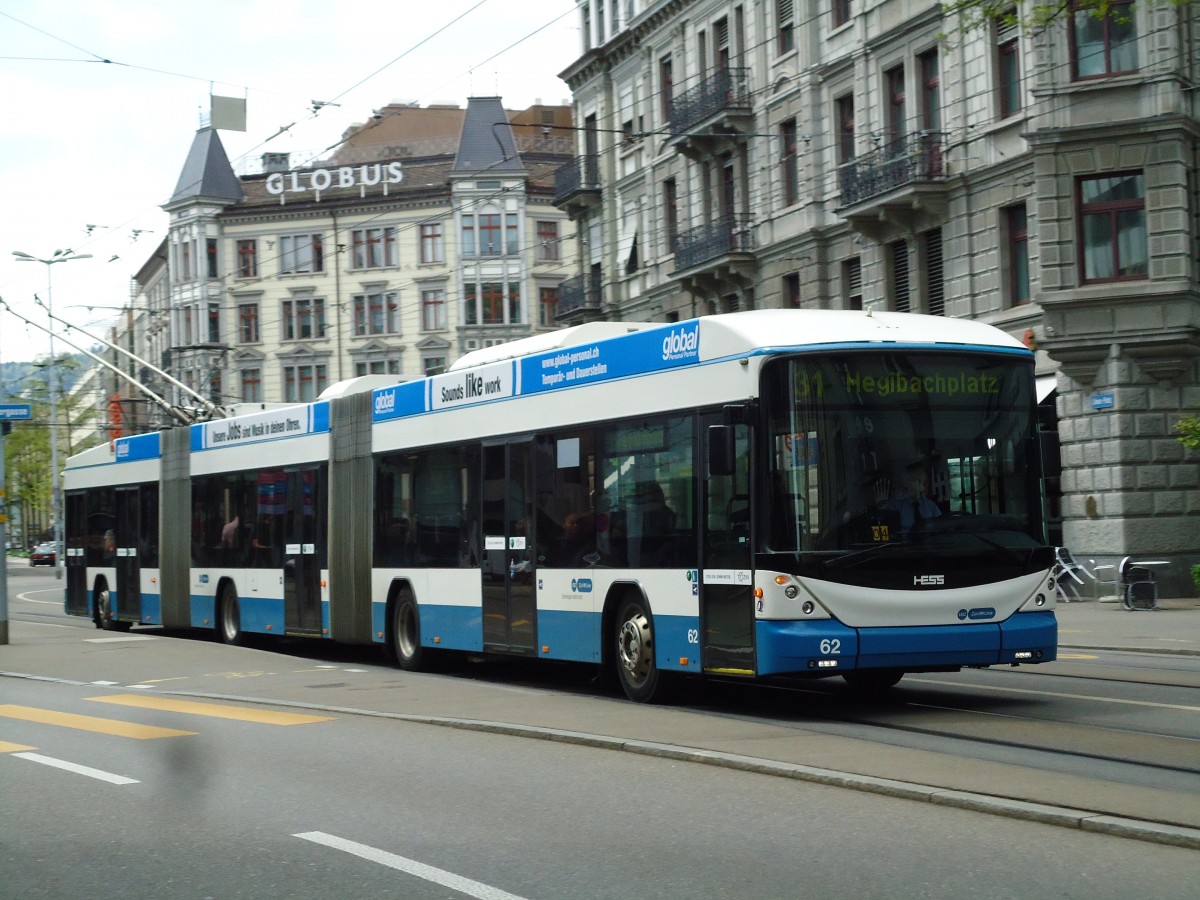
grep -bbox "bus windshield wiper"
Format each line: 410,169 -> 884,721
822,541 -> 909,572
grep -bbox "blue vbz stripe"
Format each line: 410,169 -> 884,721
520,321 -> 701,396
115,432 -> 162,462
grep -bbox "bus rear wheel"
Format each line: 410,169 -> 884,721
96,582 -> 131,632
218,585 -> 248,646
614,597 -> 670,703
391,593 -> 426,671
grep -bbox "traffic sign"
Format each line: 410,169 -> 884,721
0,404 -> 32,420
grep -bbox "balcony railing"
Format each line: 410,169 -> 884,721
668,67 -> 751,136
556,271 -> 603,319
673,216 -> 755,272
838,132 -> 947,207
553,155 -> 601,207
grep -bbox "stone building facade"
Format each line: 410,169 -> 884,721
554,0 -> 1199,593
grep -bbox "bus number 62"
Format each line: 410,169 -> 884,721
820,639 -> 841,655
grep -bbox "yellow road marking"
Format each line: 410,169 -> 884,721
0,705 -> 195,739
1057,653 -> 1099,660
88,694 -> 333,726
0,739 -> 37,753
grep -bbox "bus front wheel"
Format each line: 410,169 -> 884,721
614,597 -> 670,703
218,586 -> 248,646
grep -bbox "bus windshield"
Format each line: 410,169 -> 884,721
763,351 -> 1046,558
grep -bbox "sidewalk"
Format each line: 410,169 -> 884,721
1055,595 -> 1200,656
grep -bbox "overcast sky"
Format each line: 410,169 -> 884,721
0,0 -> 578,365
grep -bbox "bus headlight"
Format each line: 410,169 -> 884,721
802,600 -> 814,615
785,585 -> 798,599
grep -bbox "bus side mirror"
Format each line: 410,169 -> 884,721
708,425 -> 736,477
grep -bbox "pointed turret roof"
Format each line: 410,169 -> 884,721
164,128 -> 243,208
451,97 -> 527,177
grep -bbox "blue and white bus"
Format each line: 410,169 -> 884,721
64,309 -> 1058,702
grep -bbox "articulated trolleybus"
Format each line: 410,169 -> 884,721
63,309 -> 1058,702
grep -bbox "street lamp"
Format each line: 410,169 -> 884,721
12,249 -> 92,580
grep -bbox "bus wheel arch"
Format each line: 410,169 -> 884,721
842,668 -> 904,692
216,578 -> 248,646
605,584 -> 672,704
94,577 -> 131,632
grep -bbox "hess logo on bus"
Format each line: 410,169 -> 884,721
914,574 -> 945,586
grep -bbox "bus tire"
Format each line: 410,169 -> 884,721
613,595 -> 671,703
842,669 -> 904,692
218,584 -> 248,646
391,592 -> 427,671
95,581 -> 131,632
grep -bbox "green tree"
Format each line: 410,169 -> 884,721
941,0 -> 1196,31
1177,416 -> 1200,452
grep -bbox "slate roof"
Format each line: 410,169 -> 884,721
164,128 -> 243,208
451,97 -> 527,177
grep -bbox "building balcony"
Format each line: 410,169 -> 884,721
555,271 -> 604,325
671,216 -> 757,298
553,155 -> 602,218
666,67 -> 754,159
837,132 -> 949,240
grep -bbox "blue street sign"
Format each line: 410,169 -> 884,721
0,404 -> 33,420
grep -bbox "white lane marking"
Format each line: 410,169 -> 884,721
84,636 -> 157,643
909,677 -> 1200,713
294,831 -> 528,900
13,752 -> 139,785
15,589 -> 64,605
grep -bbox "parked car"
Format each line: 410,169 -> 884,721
29,542 -> 57,566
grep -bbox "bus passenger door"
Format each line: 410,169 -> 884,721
113,486 -> 142,624
283,467 -> 323,636
481,441 -> 537,654
64,492 -> 88,616
701,418 -> 756,675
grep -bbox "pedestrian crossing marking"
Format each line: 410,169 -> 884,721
88,694 -> 334,726
0,739 -> 37,753
0,705 -> 195,739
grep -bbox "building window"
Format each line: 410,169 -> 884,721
351,227 -> 398,269
283,296 -> 327,341
423,356 -> 447,376
919,50 -> 940,132
996,15 -> 1021,118
419,223 -> 444,264
777,0 -> 794,54
279,233 -> 324,274
885,65 -> 906,146
236,240 -> 258,278
208,371 -> 222,405
421,288 -> 447,331
663,178 -> 678,254
462,215 -> 476,257
506,214 -> 520,255
832,0 -> 850,29
659,55 -> 673,123
536,221 -> 560,261
237,302 -> 259,343
179,241 -> 193,280
843,257 -> 863,310
479,214 -> 502,256
206,238 -> 219,279
922,227 -> 944,316
783,272 -> 800,308
780,119 -> 799,207
1071,0 -> 1137,79
538,285 -> 559,327
240,368 -> 262,403
889,239 -> 910,312
355,360 -> 400,377
283,364 -> 327,403
464,281 -> 521,326
353,291 -> 400,336
1005,204 -> 1030,306
1078,172 -> 1147,282
835,94 -> 855,164
207,302 -> 221,343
